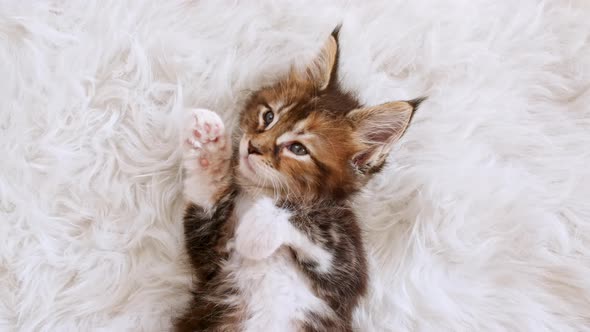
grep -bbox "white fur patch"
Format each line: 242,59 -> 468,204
234,197 -> 291,260
227,250 -> 331,332
288,227 -> 333,274
229,195 -> 332,331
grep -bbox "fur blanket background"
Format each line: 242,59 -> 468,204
2,1 -> 590,331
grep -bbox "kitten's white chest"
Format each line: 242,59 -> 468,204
225,195 -> 329,332
225,250 -> 327,332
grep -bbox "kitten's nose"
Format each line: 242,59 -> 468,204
247,141 -> 262,155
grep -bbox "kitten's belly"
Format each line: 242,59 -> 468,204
224,248 -> 329,332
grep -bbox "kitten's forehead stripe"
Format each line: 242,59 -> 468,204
276,131 -> 297,146
268,100 -> 296,114
269,100 -> 284,111
293,118 -> 308,133
279,102 -> 297,114
275,117 -> 315,148
276,130 -> 315,148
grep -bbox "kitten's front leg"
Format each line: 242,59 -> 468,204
235,198 -> 333,270
235,197 -> 291,260
182,108 -> 231,210
182,108 -> 234,279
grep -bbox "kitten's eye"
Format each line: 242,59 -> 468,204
288,143 -> 308,156
263,110 -> 274,127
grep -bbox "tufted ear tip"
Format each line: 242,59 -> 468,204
407,97 -> 427,111
331,24 -> 342,41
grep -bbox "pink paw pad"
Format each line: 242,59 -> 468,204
183,108 -> 230,175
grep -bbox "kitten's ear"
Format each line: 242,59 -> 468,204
348,98 -> 424,173
304,26 -> 340,90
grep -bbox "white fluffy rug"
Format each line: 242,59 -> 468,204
2,1 -> 590,331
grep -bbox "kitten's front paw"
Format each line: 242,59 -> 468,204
183,108 -> 230,179
235,197 -> 290,260
182,108 -> 231,207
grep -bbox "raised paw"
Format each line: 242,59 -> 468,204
184,108 -> 228,163
182,108 -> 232,208
235,197 -> 292,260
183,108 -> 230,178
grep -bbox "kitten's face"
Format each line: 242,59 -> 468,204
237,83 -> 361,199
236,28 -> 421,200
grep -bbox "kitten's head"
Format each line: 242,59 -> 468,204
236,27 -> 423,201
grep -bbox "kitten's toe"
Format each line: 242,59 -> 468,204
182,108 -> 230,173
190,108 -> 226,144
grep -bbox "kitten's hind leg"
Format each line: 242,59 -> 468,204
182,108 -> 232,210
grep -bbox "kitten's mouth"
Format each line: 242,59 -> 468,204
241,156 -> 256,174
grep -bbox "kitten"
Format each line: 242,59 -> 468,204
175,27 -> 424,332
